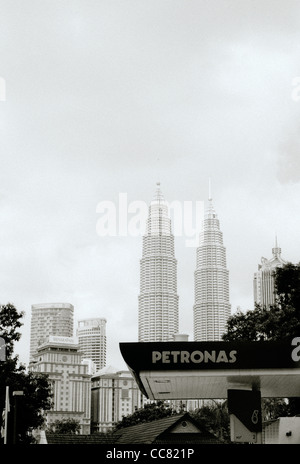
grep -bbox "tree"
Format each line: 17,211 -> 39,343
261,398 -> 290,421
223,262 -> 300,342
47,418 -> 81,434
191,401 -> 230,442
0,303 -> 23,359
114,401 -> 177,430
0,303 -> 53,444
222,263 -> 300,415
276,262 -> 300,309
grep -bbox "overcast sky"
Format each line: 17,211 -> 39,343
1,0 -> 300,370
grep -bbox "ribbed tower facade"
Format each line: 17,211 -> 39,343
138,183 -> 179,342
30,302 -> 74,362
253,239 -> 287,307
77,318 -> 107,371
193,196 -> 231,341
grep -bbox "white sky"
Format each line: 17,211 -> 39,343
0,0 -> 300,370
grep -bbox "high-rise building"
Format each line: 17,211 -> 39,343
29,303 -> 74,362
30,335 -> 91,434
253,239 -> 287,307
193,194 -> 231,341
91,366 -> 145,433
77,318 -> 107,371
138,183 -> 179,342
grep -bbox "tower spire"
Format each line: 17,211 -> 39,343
206,178 -> 216,219
152,181 -> 164,204
272,234 -> 281,258
208,177 -> 212,201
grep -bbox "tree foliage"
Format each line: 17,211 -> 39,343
276,262 -> 300,308
261,398 -> 290,421
0,303 -> 23,362
222,262 -> 300,415
0,303 -> 53,444
47,418 -> 81,434
191,401 -> 230,442
223,262 -> 300,342
114,401 -> 177,430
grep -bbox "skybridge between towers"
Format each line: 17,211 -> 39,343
120,337 -> 300,444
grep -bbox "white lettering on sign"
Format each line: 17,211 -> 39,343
152,350 -> 237,364
251,410 -> 259,425
291,337 -> 300,362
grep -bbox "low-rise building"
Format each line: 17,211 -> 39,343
91,366 -> 145,433
30,335 -> 91,434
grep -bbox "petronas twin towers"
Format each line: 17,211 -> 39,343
138,183 -> 231,342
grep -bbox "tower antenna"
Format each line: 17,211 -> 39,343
208,177 -> 212,201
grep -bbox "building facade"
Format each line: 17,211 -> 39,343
138,183 -> 179,342
77,318 -> 107,371
29,303 -> 74,362
253,240 -> 287,307
193,195 -> 231,341
91,366 -> 145,433
30,335 -> 91,434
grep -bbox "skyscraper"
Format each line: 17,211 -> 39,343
30,303 -> 74,362
138,183 -> 179,342
253,239 -> 287,307
193,193 -> 231,341
77,318 -> 107,371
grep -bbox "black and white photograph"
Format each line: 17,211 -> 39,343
0,0 -> 300,450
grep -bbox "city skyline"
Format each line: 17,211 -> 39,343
0,1 -> 299,370
16,186 -> 299,370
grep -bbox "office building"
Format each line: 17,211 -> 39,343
91,366 -> 145,433
29,303 -> 74,362
138,183 -> 179,342
30,335 -> 91,434
77,318 -> 107,371
253,239 -> 287,307
193,194 -> 231,341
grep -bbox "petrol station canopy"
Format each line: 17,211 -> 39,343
120,338 -> 300,400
